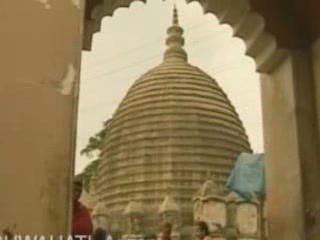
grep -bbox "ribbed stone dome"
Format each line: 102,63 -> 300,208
96,6 -> 251,235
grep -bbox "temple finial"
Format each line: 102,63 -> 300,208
172,3 -> 178,25
163,3 -> 188,62
166,182 -> 172,196
206,170 -> 213,180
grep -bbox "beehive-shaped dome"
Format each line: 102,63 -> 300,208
96,6 -> 251,234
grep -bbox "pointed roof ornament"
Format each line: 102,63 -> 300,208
215,172 -> 223,192
92,201 -> 109,217
158,183 -> 180,213
163,3 -> 188,62
193,170 -> 226,202
206,170 -> 213,180
124,194 -> 143,215
172,3 -> 179,25
166,183 -> 172,196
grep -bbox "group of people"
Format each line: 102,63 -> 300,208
72,178 -> 212,240
160,221 -> 211,240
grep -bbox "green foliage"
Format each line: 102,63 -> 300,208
80,120 -> 110,158
82,159 -> 100,192
80,119 -> 111,192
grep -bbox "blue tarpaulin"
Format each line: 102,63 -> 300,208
226,152 -> 265,200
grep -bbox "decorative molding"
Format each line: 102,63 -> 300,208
83,0 -> 146,51
186,0 -> 288,72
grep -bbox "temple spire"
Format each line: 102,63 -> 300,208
172,4 -> 179,25
163,4 -> 188,62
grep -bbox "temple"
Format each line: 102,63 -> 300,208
92,6 -> 252,238
2,0 -> 320,238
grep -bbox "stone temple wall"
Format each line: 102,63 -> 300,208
194,194 -> 265,240
90,177 -> 266,240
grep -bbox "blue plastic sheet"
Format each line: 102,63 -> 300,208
226,152 -> 265,200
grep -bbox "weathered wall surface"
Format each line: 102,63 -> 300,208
312,39 -> 320,149
0,0 -> 83,234
261,51 -> 320,240
261,58 -> 306,240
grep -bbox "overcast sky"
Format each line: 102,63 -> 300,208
76,0 -> 263,174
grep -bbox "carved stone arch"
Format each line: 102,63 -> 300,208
189,0 -> 287,72
82,0 -> 287,73
83,0 -> 147,52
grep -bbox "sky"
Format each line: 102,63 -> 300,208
76,0 -> 263,174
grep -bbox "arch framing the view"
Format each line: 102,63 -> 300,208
82,0 -> 287,73
0,1 -> 319,239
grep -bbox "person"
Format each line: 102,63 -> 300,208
2,228 -> 14,240
93,228 -> 107,240
144,233 -> 157,240
193,221 -> 211,240
72,177 -> 93,239
159,222 -> 172,240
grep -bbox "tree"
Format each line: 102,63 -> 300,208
80,119 -> 111,192
80,119 -> 111,157
81,159 -> 100,192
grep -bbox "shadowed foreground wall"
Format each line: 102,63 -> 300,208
0,0 -> 83,234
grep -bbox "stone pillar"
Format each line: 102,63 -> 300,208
122,200 -> 144,240
158,193 -> 181,240
0,0 -> 84,235
312,39 -> 320,149
92,202 -> 110,231
192,176 -> 227,238
225,201 -> 237,240
261,51 -> 320,240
